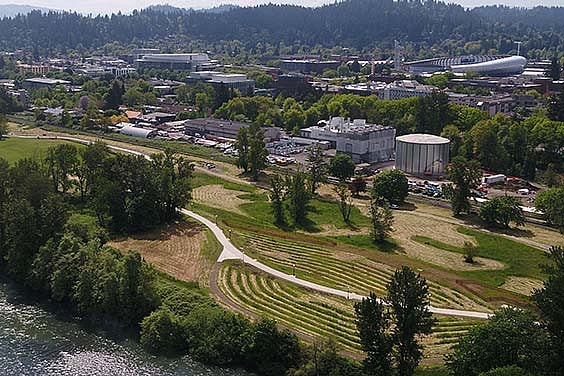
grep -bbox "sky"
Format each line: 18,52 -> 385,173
0,0 -> 562,15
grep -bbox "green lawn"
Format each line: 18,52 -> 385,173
0,138 -> 81,164
192,171 -> 256,192
413,227 -> 548,287
239,199 -> 371,232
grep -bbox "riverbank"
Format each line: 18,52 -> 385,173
0,277 -> 247,376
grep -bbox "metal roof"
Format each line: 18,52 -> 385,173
396,133 -> 450,144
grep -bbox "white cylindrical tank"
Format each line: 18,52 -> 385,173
395,134 -> 450,176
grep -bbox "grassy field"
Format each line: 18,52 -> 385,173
217,262 -> 482,364
0,137 -> 81,164
108,218 -> 221,287
413,227 -> 547,289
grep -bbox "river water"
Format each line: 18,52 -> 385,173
0,280 -> 246,376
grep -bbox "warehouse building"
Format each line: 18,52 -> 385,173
120,125 -> 156,138
395,134 -> 450,176
184,118 -> 281,141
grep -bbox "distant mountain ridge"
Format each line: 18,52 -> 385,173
0,4 -> 53,18
145,3 -> 239,14
0,0 -> 562,58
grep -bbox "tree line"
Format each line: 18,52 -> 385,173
0,1 -> 563,59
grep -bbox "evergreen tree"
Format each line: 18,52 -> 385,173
269,174 -> 286,225
354,292 -> 393,376
285,170 -> 311,226
236,126 -> 250,173
0,114 -> 7,140
387,267 -> 435,376
533,246 -> 564,374
548,57 -> 562,81
104,80 -> 124,110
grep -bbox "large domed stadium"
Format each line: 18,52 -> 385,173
404,55 -> 527,76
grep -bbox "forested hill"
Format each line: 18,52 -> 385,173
0,0 -> 563,58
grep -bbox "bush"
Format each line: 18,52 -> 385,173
185,306 -> 251,365
140,308 -> 187,355
479,196 -> 524,229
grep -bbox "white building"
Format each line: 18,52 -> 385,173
120,125 -> 156,138
300,117 -> 396,163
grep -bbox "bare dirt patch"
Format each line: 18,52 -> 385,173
392,211 -> 505,271
501,276 -> 544,296
192,184 -> 250,215
108,220 -> 211,283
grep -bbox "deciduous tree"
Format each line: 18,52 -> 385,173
535,188 -> 564,233
334,183 -> 354,224
372,169 -> 408,205
479,196 -> 525,229
445,156 -> 482,216
306,144 -> 327,195
446,308 -> 552,376
330,154 -> 355,182
369,200 -> 394,243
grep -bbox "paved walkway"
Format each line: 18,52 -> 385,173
10,133 -> 491,319
180,209 -> 491,319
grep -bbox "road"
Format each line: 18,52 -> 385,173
9,133 -> 492,319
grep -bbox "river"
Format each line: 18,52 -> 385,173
0,279 -> 247,376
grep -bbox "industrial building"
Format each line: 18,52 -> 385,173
184,118 -> 281,141
300,117 -> 396,164
136,53 -> 213,71
395,134 -> 450,176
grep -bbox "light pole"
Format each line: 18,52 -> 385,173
292,262 -> 296,277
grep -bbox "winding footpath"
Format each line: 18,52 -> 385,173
9,133 -> 492,319
181,209 -> 491,319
